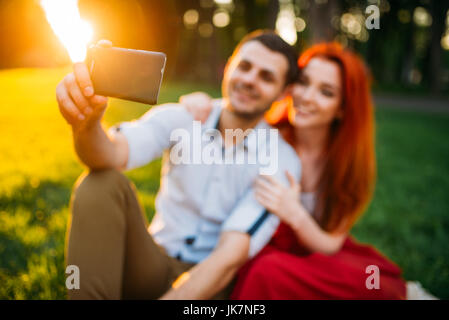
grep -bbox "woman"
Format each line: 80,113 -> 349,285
231,42 -> 407,299
181,43 -> 407,299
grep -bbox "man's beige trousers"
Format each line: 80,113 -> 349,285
66,168 -> 233,299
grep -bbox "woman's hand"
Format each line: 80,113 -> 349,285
179,92 -> 213,123
254,171 -> 307,227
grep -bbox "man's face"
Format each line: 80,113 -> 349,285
222,40 -> 289,118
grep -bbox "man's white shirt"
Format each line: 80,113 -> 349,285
108,99 -> 301,263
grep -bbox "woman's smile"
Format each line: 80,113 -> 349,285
294,104 -> 315,116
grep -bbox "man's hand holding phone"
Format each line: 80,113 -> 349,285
56,40 -> 112,132
57,39 -> 166,132
56,40 -> 167,170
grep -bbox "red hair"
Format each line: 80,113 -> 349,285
265,43 -> 376,234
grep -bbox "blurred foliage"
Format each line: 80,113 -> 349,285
0,0 -> 448,93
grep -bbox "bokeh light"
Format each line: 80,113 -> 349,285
413,7 -> 432,27
339,10 -> 369,42
213,10 -> 230,28
275,0 -> 297,45
442,34 -> 449,51
341,13 -> 361,35
214,0 -> 233,5
184,9 -> 199,29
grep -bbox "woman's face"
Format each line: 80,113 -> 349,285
288,56 -> 343,130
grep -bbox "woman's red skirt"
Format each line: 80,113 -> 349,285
231,223 -> 407,300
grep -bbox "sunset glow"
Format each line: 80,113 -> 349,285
40,0 -> 93,62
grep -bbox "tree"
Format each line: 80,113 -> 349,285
307,0 -> 341,43
425,1 -> 449,94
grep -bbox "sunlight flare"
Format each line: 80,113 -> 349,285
40,0 -> 93,62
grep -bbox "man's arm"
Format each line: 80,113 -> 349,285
159,231 -> 249,300
71,120 -> 129,171
57,40 -> 192,172
56,40 -> 130,171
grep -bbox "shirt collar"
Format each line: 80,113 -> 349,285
203,99 -> 273,153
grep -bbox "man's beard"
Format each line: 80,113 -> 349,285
229,105 -> 268,120
222,95 -> 269,121
225,85 -> 271,120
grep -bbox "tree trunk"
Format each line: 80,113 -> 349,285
308,0 -> 340,43
266,0 -> 279,30
427,1 -> 448,94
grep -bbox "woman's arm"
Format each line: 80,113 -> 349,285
287,205 -> 347,255
254,173 -> 346,255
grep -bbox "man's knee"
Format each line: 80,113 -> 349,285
74,168 -> 129,193
70,168 -> 130,214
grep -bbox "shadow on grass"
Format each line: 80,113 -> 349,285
0,179 -> 72,222
0,180 -> 70,274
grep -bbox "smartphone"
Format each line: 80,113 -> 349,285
87,46 -> 166,105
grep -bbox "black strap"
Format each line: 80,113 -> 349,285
184,236 -> 195,245
246,210 -> 270,236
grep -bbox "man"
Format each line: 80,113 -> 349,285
57,30 -> 300,299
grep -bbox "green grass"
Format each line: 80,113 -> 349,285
352,107 -> 449,298
0,68 -> 448,299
